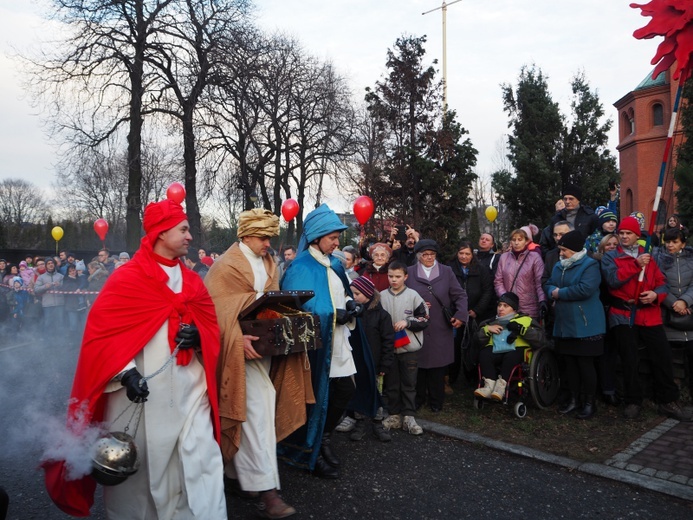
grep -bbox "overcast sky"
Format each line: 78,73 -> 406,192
0,0 -> 661,203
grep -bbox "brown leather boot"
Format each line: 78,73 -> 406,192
444,375 -> 454,396
257,489 -> 296,519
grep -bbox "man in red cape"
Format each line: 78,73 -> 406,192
43,199 -> 226,518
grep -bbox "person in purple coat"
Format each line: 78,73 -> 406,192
406,239 -> 468,412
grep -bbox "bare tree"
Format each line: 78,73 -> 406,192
145,0 -> 251,241
201,32 -> 358,241
253,34 -> 304,215
202,26 -> 276,211
206,167 -> 244,229
0,179 -> 49,247
287,58 -> 356,236
27,0 -> 176,250
54,137 -> 181,241
340,106 -> 391,224
55,148 -> 128,228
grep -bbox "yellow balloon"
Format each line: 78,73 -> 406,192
485,206 -> 498,223
51,226 -> 64,242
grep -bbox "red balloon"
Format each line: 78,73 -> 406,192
166,182 -> 186,204
281,198 -> 300,221
94,218 -> 109,242
353,195 -> 374,225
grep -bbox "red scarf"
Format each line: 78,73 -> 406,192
43,236 -> 221,517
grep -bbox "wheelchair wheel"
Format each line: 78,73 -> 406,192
514,401 -> 527,418
528,347 -> 560,409
473,397 -> 485,410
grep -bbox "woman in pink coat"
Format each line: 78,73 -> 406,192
494,228 -> 547,319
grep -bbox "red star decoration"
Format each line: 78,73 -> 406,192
632,0 -> 693,81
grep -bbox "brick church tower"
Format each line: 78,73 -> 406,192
613,66 -> 684,229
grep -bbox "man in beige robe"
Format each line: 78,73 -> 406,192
205,209 -> 313,519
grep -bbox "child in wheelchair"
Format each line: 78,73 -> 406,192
474,292 -> 545,401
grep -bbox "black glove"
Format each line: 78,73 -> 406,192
121,368 -> 149,403
335,308 -> 351,325
346,299 -> 365,318
175,323 -> 201,350
506,321 -> 522,334
539,301 -> 549,321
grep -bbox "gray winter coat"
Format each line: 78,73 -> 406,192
654,246 -> 693,342
34,270 -> 65,307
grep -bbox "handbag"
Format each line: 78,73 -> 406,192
664,308 -> 693,331
492,329 -> 516,354
461,318 -> 481,370
427,285 -> 455,327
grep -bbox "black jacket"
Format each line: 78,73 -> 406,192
448,260 -> 494,322
393,247 -> 418,267
476,250 -> 499,279
541,205 -> 599,254
360,291 -> 395,375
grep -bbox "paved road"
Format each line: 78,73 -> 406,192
1,335 -> 691,519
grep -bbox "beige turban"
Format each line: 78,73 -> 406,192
237,208 -> 280,238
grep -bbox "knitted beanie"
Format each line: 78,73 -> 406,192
350,276 -> 376,300
562,184 -> 582,200
618,216 -> 641,236
598,211 -> 618,227
557,230 -> 586,252
498,292 -> 520,311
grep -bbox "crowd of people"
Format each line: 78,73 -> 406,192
0,246 -> 224,339
333,186 -> 692,427
1,186 -> 690,519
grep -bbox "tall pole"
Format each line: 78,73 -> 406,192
422,0 -> 463,113
442,2 -> 448,110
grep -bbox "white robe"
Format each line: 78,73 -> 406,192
103,263 -> 226,519
224,241 -> 280,492
308,245 -> 356,378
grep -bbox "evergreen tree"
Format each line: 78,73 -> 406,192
364,35 -> 477,242
493,66 -> 619,230
674,82 -> 693,225
492,66 -> 563,228
365,35 -> 438,227
420,110 -> 477,257
561,71 -> 620,209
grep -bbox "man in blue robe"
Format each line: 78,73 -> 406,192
279,204 -> 378,479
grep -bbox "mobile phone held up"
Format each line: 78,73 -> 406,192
395,225 -> 407,242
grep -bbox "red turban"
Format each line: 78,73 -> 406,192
143,199 -> 187,243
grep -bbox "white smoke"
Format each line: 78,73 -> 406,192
0,324 -> 104,482
32,400 -> 107,481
